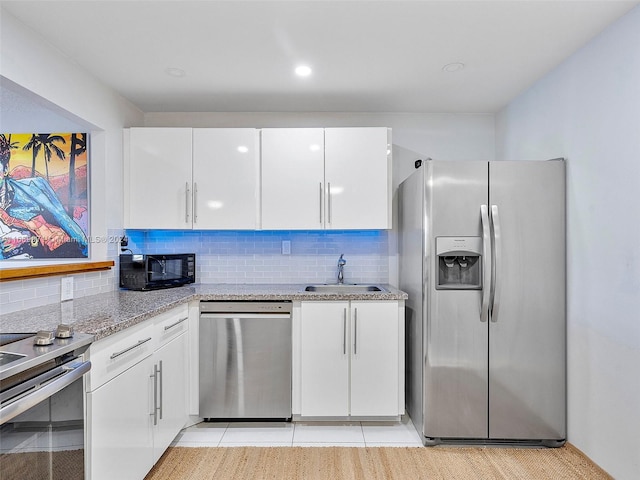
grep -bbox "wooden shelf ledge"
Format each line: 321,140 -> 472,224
0,261 -> 115,282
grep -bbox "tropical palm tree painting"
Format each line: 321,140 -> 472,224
0,132 -> 89,259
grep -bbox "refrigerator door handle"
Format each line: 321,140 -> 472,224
480,205 -> 491,322
490,204 -> 502,322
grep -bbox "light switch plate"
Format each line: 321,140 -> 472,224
282,240 -> 291,255
61,276 -> 74,302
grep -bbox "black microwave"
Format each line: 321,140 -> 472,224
119,253 -> 196,291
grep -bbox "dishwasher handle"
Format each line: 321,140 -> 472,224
200,313 -> 291,319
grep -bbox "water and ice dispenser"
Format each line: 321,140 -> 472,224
436,237 -> 482,290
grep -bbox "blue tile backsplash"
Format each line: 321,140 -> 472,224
125,230 -> 390,285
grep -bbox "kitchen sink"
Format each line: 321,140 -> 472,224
302,284 -> 388,294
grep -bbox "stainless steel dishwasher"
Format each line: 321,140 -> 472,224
199,301 -> 292,420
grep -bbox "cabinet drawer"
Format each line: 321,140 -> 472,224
87,321 -> 155,391
155,304 -> 189,348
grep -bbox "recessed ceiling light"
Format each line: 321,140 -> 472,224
165,67 -> 186,77
309,144 -> 320,152
295,65 -> 312,77
442,62 -> 465,73
237,146 -> 249,153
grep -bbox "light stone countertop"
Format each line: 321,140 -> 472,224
0,283 -> 407,341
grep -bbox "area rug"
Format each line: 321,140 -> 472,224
144,443 -> 611,480
0,449 -> 84,480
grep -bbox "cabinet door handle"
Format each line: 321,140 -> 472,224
193,182 -> 198,223
158,360 -> 163,420
343,308 -> 347,355
319,182 -> 323,225
328,182 -> 332,224
150,363 -> 160,425
164,316 -> 188,331
185,182 -> 190,223
109,337 -> 152,360
353,307 -> 358,355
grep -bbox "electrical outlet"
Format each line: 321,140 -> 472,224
61,276 -> 74,302
282,240 -> 291,255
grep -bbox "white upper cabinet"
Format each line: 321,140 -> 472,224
125,127 -> 259,230
325,127 -> 391,230
125,128 -> 193,229
192,128 -> 259,229
261,127 -> 391,230
126,126 -> 391,230
261,128 -> 325,230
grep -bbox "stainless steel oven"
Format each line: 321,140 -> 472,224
0,328 -> 93,480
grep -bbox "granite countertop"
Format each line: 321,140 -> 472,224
0,283 -> 407,341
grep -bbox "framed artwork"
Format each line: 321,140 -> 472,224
0,133 -> 89,259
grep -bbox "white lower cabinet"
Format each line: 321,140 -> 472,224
87,305 -> 189,480
349,301 -> 402,416
151,333 -> 187,462
300,302 -> 350,416
88,356 -> 154,480
298,300 -> 403,418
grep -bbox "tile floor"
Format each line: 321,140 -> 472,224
172,417 -> 423,448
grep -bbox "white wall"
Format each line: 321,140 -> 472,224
496,6 -> 640,479
1,9 -> 143,312
1,8 -> 144,242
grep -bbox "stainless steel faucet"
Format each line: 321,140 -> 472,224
337,254 -> 346,284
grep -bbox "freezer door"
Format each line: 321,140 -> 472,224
424,161 -> 490,440
488,160 -> 566,441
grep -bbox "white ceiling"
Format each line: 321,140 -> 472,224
1,1 -> 638,114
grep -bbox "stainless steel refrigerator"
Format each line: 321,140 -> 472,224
399,159 -> 566,446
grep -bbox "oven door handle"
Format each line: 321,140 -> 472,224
0,360 -> 91,426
